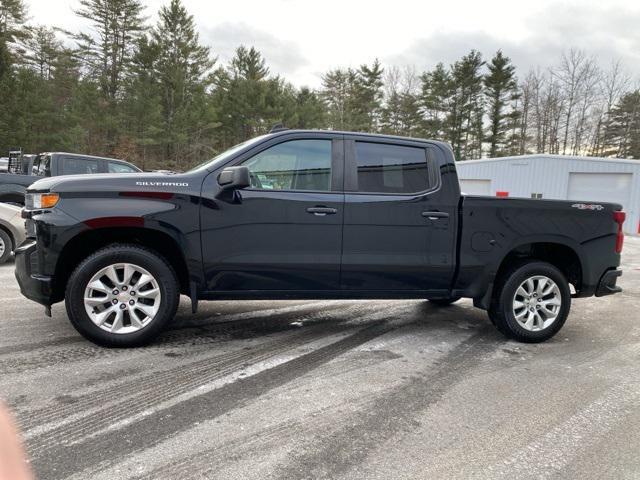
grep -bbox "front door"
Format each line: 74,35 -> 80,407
200,134 -> 345,293
340,137 -> 457,293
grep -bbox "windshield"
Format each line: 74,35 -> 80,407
187,135 -> 269,173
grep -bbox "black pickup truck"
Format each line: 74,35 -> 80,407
14,130 -> 625,346
0,152 -> 141,205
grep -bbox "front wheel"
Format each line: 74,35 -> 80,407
488,261 -> 570,343
65,244 -> 179,347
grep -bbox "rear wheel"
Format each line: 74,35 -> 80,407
65,244 -> 179,347
0,229 -> 12,264
488,261 -> 570,343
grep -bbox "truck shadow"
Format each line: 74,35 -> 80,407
156,298 -> 494,346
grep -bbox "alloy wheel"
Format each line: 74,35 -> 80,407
512,275 -> 562,331
83,263 -> 161,334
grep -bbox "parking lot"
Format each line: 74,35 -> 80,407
0,238 -> 638,480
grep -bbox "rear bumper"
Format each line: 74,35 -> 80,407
14,240 -> 55,306
595,268 -> 622,297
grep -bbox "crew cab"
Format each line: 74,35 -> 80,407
0,152 -> 141,205
14,130 -> 624,346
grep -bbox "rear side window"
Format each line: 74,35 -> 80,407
243,140 -> 332,191
108,161 -> 138,173
355,142 -> 432,194
33,155 -> 51,176
62,157 -> 99,175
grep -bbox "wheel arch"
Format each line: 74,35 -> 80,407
0,184 -> 27,205
495,241 -> 583,290
474,239 -> 584,310
52,227 -> 190,302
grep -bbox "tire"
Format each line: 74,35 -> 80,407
0,229 -> 12,264
488,261 -> 571,343
429,297 -> 461,306
65,244 -> 179,347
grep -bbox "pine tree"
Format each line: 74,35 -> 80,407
449,50 -> 484,160
420,63 -> 453,140
0,0 -> 27,78
351,59 -> 384,132
231,45 -> 268,81
484,50 -> 518,157
22,26 -> 61,80
320,69 -> 351,130
151,0 -> 215,169
289,87 -> 326,129
602,90 -> 640,159
74,0 -> 146,100
381,67 -> 421,137
320,60 -> 383,132
72,0 -> 147,153
212,46 -> 295,146
121,35 -> 162,168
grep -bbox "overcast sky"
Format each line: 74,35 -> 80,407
25,0 -> 640,87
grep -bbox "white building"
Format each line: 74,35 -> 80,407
456,154 -> 640,235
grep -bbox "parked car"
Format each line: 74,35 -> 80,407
15,130 -> 624,347
0,152 -> 141,205
0,203 -> 26,264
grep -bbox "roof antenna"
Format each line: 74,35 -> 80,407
269,123 -> 288,133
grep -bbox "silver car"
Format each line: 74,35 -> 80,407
0,203 -> 26,264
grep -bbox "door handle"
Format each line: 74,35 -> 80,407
422,211 -> 449,220
307,206 -> 337,216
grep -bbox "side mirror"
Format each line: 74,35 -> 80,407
218,166 -> 250,192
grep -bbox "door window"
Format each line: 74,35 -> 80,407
355,142 -> 432,194
108,161 -> 138,173
32,155 -> 51,176
62,157 -> 99,175
243,140 -> 332,191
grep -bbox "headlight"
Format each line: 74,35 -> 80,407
26,192 -> 59,209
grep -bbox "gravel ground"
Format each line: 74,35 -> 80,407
1,237 -> 639,480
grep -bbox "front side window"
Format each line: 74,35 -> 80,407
62,157 -> 99,175
243,140 -> 332,191
355,142 -> 432,194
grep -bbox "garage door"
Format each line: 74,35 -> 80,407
459,179 -> 491,196
567,172 -> 632,208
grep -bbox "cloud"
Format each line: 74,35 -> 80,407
384,4 -> 640,79
200,22 -> 308,76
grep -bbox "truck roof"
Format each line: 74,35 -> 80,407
40,152 -> 131,163
265,129 -> 453,150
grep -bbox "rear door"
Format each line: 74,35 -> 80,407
200,133 -> 345,292
341,137 -> 457,293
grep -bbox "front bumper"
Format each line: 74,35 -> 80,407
14,240 -> 55,306
595,268 -> 622,297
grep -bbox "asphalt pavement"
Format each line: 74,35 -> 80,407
1,238 -> 639,480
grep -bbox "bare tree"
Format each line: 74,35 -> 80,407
552,49 -> 596,154
570,59 -> 600,155
589,60 -> 630,155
